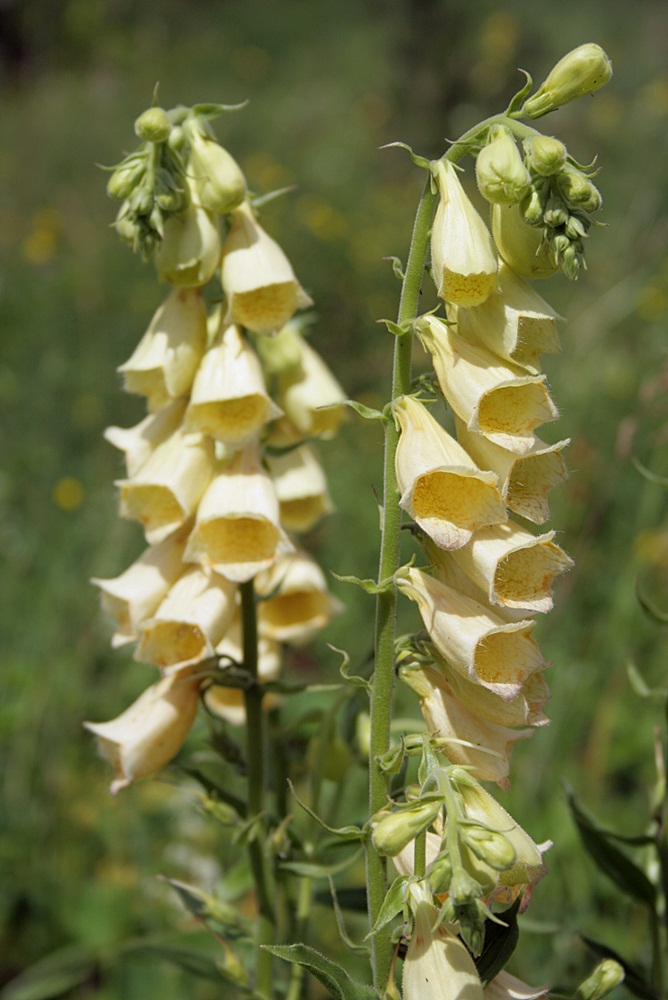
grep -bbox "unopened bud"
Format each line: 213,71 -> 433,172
525,135 -> 567,176
576,960 -> 625,1000
188,127 -> 247,214
557,166 -> 602,212
543,193 -> 568,228
522,43 -> 612,119
427,851 -> 453,894
519,185 -> 547,227
475,125 -> 531,206
460,824 -> 516,871
107,158 -> 146,201
134,107 -> 172,144
372,799 -> 442,857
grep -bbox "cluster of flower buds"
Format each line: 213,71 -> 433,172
87,102 -> 346,793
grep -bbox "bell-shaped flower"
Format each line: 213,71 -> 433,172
204,613 -> 282,726
136,564 -> 237,671
451,263 -> 560,373
403,882 -> 484,1000
187,126 -> 247,215
91,523 -> 191,647
117,288 -> 207,412
154,190 -> 222,287
401,662 -> 534,786
105,399 -> 187,477
454,417 -> 569,525
266,443 -> 334,533
394,395 -> 506,550
184,443 -> 294,582
220,201 -> 312,335
450,521 -> 573,614
491,202 -> 558,279
185,323 -> 282,445
431,158 -> 498,307
278,333 -> 347,438
255,549 -> 343,644
417,316 -> 558,455
397,568 -> 544,700
84,672 -> 202,794
116,426 -> 215,544
449,767 -> 549,903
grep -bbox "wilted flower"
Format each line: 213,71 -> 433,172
417,316 -> 558,454
394,395 -> 506,550
185,322 -> 282,445
84,672 -> 202,794
184,443 -> 293,582
117,288 -> 207,411
220,201 -> 313,335
431,159 -> 498,307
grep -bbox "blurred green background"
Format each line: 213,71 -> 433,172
2,0 -> 668,996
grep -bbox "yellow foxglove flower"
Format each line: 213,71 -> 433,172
184,443 -> 294,582
117,426 -> 215,544
221,201 -> 313,335
425,539 -> 530,624
278,333 -> 347,438
485,970 -> 548,1000
185,323 -> 282,445
403,883 -> 484,1000
391,828 -> 441,879
204,613 -> 282,725
431,159 -> 498,307
492,202 -> 558,279
91,523 -> 191,647
104,399 -> 187,477
117,288 -> 208,412
255,549 -> 344,644
449,767 -> 548,902
450,521 -> 573,614
187,127 -> 247,215
155,190 -> 222,287
451,263 -> 560,373
397,568 -> 544,700
417,315 -> 558,455
454,417 -> 569,525
400,663 -> 533,786
266,443 -> 334,533
136,564 -> 237,671
394,395 -> 506,550
84,672 -> 201,794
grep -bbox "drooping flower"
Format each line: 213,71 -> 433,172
266,443 -> 334,533
84,672 -> 202,794
105,399 -> 187,477
431,159 -> 498,307
255,549 -> 344,645
154,190 -> 222,287
277,330 -> 348,438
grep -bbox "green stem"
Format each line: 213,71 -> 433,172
241,579 -> 275,1000
286,876 -> 314,1000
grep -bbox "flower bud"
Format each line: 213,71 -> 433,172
492,202 -> 558,279
576,960 -> 625,1000
557,165 -> 602,211
475,126 -> 530,207
525,135 -> 567,176
460,823 -> 516,871
134,107 -> 172,143
519,185 -> 548,227
522,43 -> 612,119
107,157 -> 147,201
155,186 -> 221,287
188,127 -> 247,215
372,798 -> 442,857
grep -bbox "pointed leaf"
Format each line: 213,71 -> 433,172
475,896 -> 521,985
580,936 -> 660,1000
341,399 -> 387,423
567,790 -> 656,905
279,847 -> 364,880
177,765 -> 247,817
507,70 -> 534,115
369,876 -> 409,937
262,944 -> 378,1000
632,455 -> 668,487
330,645 -> 371,691
380,141 -> 431,171
123,942 -> 226,984
191,101 -> 249,118
384,256 -> 405,280
331,572 -> 395,596
327,876 -> 371,955
636,578 -> 668,626
288,781 -> 365,841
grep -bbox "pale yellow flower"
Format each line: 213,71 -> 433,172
485,970 -> 548,1000
451,262 -> 560,372
185,323 -> 282,445
136,564 -> 237,671
397,568 -> 544,700
278,333 -> 347,438
184,443 -> 294,582
116,426 -> 215,544
105,399 -> 187,477
91,523 -> 191,648
417,315 -> 558,454
266,443 -> 334,534
455,417 -> 569,525
394,395 -> 506,550
187,127 -> 247,215
220,201 -> 312,335
255,549 -> 343,644
431,159 -> 498,307
84,672 -> 202,794
117,288 -> 207,412
155,192 -> 222,287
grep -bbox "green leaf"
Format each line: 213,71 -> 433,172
262,944 -> 378,1000
340,399 -> 387,423
475,896 -> 521,986
626,660 -> 668,701
160,878 -> 247,934
327,876 -> 371,955
251,185 -> 298,210
287,781 -> 366,841
580,936 -> 660,1000
380,140 -> 431,171
506,70 -> 534,116
330,644 -> 371,691
384,255 -> 405,280
191,100 -> 249,118
635,577 -> 668,626
368,876 -> 409,936
177,765 -> 247,817
377,318 -> 411,338
567,789 -> 656,905
632,455 -> 668,487
122,941 -> 226,984
279,847 -> 364,880
0,944 -> 97,1000
331,572 -> 395,596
